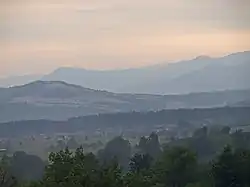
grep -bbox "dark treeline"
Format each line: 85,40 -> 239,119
1,106 -> 250,137
1,126 -> 250,187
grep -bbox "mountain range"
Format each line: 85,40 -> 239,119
0,80 -> 249,122
1,51 -> 249,94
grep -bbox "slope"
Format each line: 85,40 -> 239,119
0,81 -> 250,122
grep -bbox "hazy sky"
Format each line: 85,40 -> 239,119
1,0 -> 250,77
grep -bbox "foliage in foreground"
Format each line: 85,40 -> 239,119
1,126 -> 250,187
1,145 -> 250,187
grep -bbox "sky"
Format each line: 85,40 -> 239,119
1,0 -> 250,77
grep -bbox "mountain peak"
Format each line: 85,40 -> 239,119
52,67 -> 87,74
193,55 -> 212,61
22,80 -> 87,90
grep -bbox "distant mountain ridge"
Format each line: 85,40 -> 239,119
0,80 -> 249,122
0,74 -> 41,88
0,51 -> 249,94
39,51 -> 250,94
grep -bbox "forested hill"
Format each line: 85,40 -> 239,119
0,80 -> 250,122
0,106 -> 249,137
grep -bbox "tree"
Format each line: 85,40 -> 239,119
98,136 -> 131,169
0,156 -> 17,187
147,133 -> 162,159
138,133 -> 162,159
185,183 -> 204,187
125,153 -> 154,187
234,149 -> 250,186
96,162 -> 123,187
155,147 -> 198,187
211,146 -> 250,187
9,151 -> 45,181
42,148 -> 76,187
125,172 -> 153,187
211,146 -> 240,187
129,153 -> 152,173
187,135 -> 215,160
138,137 -> 147,151
39,147 -> 126,187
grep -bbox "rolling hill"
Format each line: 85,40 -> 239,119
0,80 -> 249,122
0,106 -> 250,137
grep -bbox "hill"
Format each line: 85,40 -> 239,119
0,81 -> 250,122
0,106 -> 249,137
